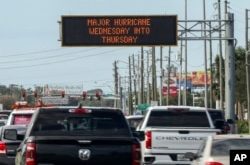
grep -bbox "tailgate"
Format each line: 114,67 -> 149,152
150,129 -> 217,153
5,141 -> 22,157
35,137 -> 136,165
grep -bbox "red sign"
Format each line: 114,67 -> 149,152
162,86 -> 177,97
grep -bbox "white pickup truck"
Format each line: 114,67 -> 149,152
138,106 -> 221,165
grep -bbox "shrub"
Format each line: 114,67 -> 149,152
237,120 -> 249,134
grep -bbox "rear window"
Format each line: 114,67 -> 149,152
211,139 -> 250,156
147,110 -> 210,127
32,108 -> 130,137
13,114 -> 32,125
127,118 -> 143,128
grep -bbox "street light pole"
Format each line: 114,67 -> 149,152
141,47 -> 145,104
128,56 -> 133,115
245,9 -> 250,133
159,46 -> 163,105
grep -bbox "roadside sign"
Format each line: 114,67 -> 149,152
61,15 -> 177,46
41,96 -> 69,105
137,103 -> 150,111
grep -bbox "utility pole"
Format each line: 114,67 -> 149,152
167,47 -> 171,105
178,40 -> 183,106
152,46 -> 157,102
209,22 -> 214,108
159,46 -> 163,105
218,0 -> 224,110
224,0 -> 228,15
113,61 -> 119,108
184,0 -> 188,106
141,47 -> 144,104
128,56 -> 133,115
132,54 -> 138,106
119,76 -> 123,111
245,9 -> 250,133
147,50 -> 151,104
137,54 -> 141,104
225,13 -> 235,120
203,0 -> 208,108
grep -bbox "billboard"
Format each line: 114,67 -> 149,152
162,86 -> 178,97
61,15 -> 177,46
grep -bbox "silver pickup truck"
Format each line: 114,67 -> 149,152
138,106 -> 221,165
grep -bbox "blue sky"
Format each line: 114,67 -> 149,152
0,0 -> 248,93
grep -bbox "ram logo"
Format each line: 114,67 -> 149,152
78,149 -> 91,160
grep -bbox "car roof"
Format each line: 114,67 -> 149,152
148,105 -> 210,111
42,106 -> 119,110
2,124 -> 27,130
11,109 -> 36,114
125,115 -> 144,119
213,134 -> 250,139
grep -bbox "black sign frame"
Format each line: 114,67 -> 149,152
61,15 -> 177,46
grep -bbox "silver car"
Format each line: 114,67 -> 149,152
185,134 -> 250,165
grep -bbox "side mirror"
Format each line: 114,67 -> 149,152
227,119 -> 234,124
4,129 -> 25,141
214,119 -> 225,129
130,127 -> 136,132
132,131 -> 145,141
4,129 -> 18,141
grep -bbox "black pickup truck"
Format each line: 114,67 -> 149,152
10,106 -> 143,165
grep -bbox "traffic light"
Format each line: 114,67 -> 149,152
82,91 -> 87,100
61,91 -> 65,98
22,91 -> 26,98
34,91 -> 38,98
95,91 -> 101,101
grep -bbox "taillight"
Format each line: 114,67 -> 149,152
145,131 -> 152,149
26,142 -> 36,165
224,124 -> 230,133
0,141 -> 6,154
132,143 -> 141,165
205,161 -> 224,165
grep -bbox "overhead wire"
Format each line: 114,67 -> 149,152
0,48 -> 63,58
0,48 -> 124,69
0,48 -> 98,64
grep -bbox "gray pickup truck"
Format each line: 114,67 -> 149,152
6,106 -> 144,165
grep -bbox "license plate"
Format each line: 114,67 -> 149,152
177,154 -> 190,161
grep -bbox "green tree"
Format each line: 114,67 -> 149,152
235,47 -> 247,119
0,95 -> 16,109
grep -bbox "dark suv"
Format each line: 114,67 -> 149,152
0,125 -> 26,165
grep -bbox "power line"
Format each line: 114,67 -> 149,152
0,48 -> 124,69
0,48 -> 98,64
0,48 -> 63,58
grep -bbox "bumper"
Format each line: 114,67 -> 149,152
0,155 -> 15,165
143,154 -> 192,165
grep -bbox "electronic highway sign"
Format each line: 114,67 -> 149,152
61,15 -> 177,46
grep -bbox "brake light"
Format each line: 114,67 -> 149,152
224,124 -> 230,133
68,108 -> 91,114
0,141 -> 6,154
145,131 -> 152,149
132,143 -> 141,165
205,161 -> 224,165
26,142 -> 36,165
